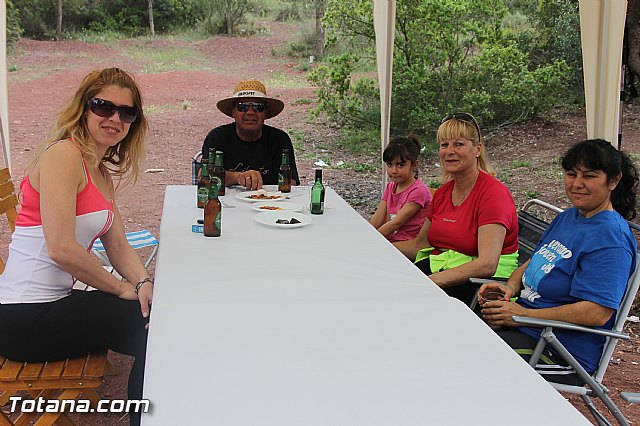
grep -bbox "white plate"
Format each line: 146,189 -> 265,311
254,211 -> 312,229
236,190 -> 287,203
251,202 -> 303,213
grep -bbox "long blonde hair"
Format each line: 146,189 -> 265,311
29,67 -> 148,186
437,114 -> 495,182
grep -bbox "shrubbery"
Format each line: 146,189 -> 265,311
312,0 -> 576,145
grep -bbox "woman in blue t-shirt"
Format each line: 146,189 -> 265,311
478,139 -> 638,384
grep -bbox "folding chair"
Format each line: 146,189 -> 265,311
512,257 -> 640,426
620,392 -> 640,404
469,199 -> 564,311
0,168 -> 110,426
92,229 -> 159,271
0,168 -> 18,274
191,150 -> 202,185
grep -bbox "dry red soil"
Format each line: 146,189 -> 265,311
2,20 -> 640,425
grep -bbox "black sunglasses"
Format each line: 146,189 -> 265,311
87,98 -> 138,123
441,112 -> 481,139
235,101 -> 266,113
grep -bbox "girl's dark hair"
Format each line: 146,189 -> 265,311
561,139 -> 639,220
383,135 -> 421,163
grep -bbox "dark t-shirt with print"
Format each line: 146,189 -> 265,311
202,123 -> 299,185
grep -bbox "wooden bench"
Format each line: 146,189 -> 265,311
0,353 -> 108,426
0,168 -> 110,426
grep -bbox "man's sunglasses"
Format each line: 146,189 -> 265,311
235,101 -> 266,113
441,112 -> 481,139
86,98 -> 138,123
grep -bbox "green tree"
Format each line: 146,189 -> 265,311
6,0 -> 23,44
313,0 -> 571,139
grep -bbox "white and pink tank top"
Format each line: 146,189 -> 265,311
0,154 -> 113,303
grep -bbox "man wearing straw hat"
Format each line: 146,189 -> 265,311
202,79 -> 299,190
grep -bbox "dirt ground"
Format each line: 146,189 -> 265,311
2,20 -> 640,425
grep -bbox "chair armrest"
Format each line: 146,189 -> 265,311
512,316 -> 630,340
469,277 -> 508,285
620,392 -> 640,403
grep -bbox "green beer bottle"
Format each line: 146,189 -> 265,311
197,155 -> 210,209
212,150 -> 226,196
310,168 -> 325,214
204,176 -> 222,237
278,149 -> 291,193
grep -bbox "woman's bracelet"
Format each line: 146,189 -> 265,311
135,277 -> 154,295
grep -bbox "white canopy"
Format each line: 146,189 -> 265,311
373,0 -> 627,153
1,2 -> 10,172
579,0 -> 627,148
373,0 -> 396,190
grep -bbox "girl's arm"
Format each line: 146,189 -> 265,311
37,143 -> 136,300
376,202 -> 421,237
393,218 -> 432,260
369,201 -> 388,229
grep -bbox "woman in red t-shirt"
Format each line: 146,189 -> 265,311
395,113 -> 519,305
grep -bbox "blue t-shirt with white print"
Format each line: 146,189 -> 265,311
517,207 -> 637,373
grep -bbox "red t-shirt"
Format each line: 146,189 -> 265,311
426,171 -> 518,256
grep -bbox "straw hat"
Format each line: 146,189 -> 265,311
216,80 -> 285,119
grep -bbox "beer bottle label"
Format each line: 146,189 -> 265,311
278,173 -> 284,186
210,177 -> 222,196
197,187 -> 209,203
215,212 -> 222,229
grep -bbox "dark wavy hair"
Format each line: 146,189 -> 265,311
383,135 -> 421,163
561,139 -> 639,220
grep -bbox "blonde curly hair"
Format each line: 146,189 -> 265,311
30,67 -> 148,186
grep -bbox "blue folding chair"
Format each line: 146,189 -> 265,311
92,229 -> 159,270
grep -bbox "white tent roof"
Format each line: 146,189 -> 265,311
373,0 -> 627,154
580,0 -> 627,148
374,0 -> 396,191
1,1 -> 10,172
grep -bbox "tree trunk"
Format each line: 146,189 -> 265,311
226,10 -> 233,35
627,0 -> 640,78
148,0 -> 155,37
56,0 -> 62,41
315,0 -> 324,59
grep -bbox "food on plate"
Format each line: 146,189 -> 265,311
259,205 -> 284,210
275,218 -> 302,224
248,193 -> 283,200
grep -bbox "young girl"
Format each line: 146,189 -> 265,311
369,135 -> 432,243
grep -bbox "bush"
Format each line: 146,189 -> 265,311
6,0 -> 23,43
12,0 -> 207,38
311,0 -> 575,142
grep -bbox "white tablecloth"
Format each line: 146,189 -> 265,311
142,185 -> 589,425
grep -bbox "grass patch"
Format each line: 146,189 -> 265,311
123,42 -> 208,73
288,128 -> 305,152
144,103 -> 183,115
292,98 -> 312,105
336,162 -> 377,173
428,179 -> 442,189
509,159 -> 531,169
336,127 -> 380,155
68,29 -> 130,46
264,72 -> 309,89
525,190 -> 541,199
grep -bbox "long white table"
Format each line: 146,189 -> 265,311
142,185 -> 589,425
